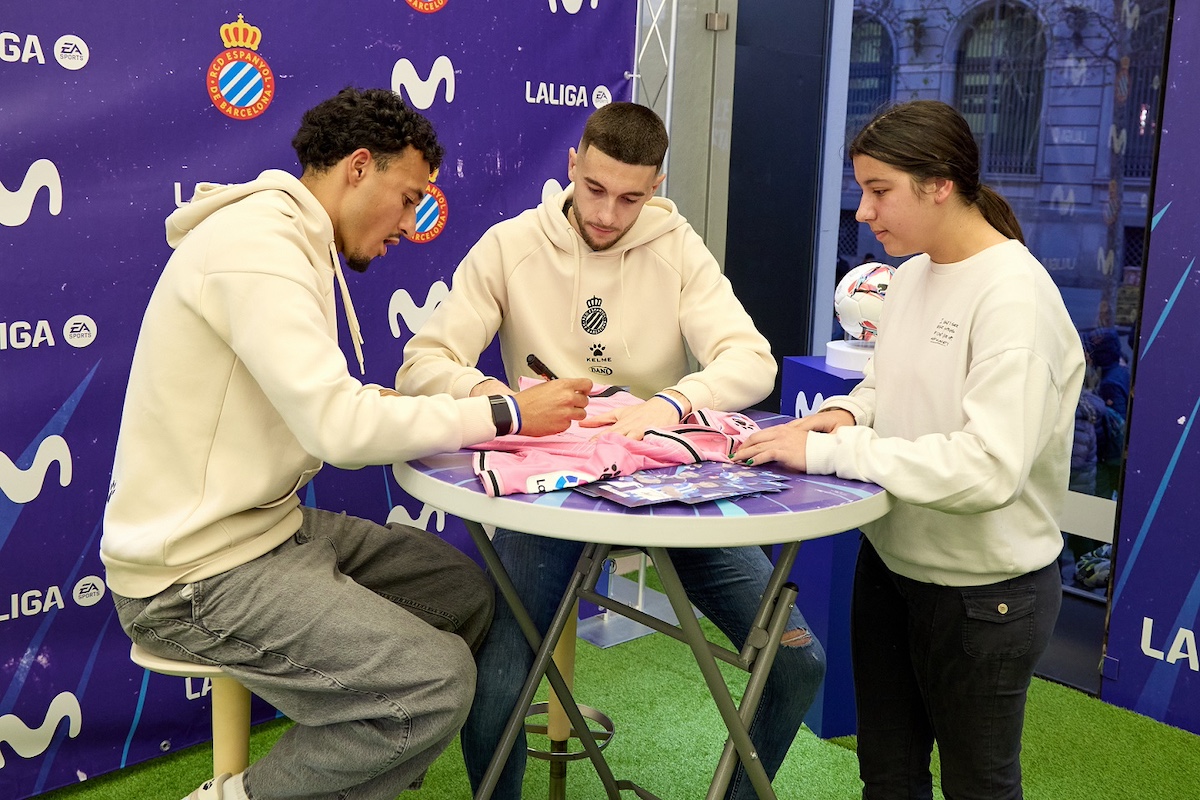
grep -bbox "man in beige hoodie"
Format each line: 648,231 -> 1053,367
399,102 -> 827,800
102,87 -> 591,800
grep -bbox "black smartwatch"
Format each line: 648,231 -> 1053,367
488,395 -> 515,436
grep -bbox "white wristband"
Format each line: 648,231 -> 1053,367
653,392 -> 685,419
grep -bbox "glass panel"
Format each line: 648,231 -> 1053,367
1124,13 -> 1164,177
839,0 -> 1172,648
954,4 -> 1045,174
845,14 -> 895,163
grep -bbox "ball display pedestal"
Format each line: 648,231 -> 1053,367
825,339 -> 875,373
779,356 -> 865,738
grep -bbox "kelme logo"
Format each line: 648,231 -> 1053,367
206,14 -> 275,120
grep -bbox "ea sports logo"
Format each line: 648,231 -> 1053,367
53,35 -> 89,70
63,314 -> 97,348
72,576 -> 105,607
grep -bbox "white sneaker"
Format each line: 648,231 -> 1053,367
182,773 -> 233,800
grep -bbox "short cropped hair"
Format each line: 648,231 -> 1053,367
291,87 -> 444,173
579,102 -> 669,170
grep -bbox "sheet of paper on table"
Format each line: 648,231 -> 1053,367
572,460 -> 791,507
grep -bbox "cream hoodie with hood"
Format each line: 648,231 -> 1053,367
397,184 -> 775,410
805,240 -> 1084,586
101,169 -> 496,598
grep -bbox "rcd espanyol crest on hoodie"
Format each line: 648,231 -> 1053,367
207,14 -> 275,120
581,296 -> 607,334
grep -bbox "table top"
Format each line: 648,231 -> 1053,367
393,412 -> 892,548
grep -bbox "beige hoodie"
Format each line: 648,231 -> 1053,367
101,169 -> 496,598
397,184 -> 775,410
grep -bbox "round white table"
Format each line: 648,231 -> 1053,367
393,412 -> 892,800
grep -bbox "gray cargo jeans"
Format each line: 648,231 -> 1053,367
113,507 -> 493,799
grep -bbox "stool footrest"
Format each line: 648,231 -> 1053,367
525,701 -> 615,761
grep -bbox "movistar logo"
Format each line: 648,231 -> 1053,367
0,692 -> 82,768
0,159 -> 62,227
391,55 -> 455,110
548,0 -> 599,13
389,280 -> 450,338
793,391 -> 826,418
387,499 -> 446,533
0,435 -> 71,504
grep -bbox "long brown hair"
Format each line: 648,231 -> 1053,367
848,100 -> 1024,244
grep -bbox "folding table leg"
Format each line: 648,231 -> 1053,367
646,547 -> 778,800
710,581 -> 798,791
711,541 -> 802,790
465,524 -> 624,800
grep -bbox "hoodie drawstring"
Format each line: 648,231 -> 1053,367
619,249 -> 631,358
330,242 -> 366,375
567,212 -> 629,357
569,232 -> 581,334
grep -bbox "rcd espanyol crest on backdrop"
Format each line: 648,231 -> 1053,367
206,14 -> 275,120
405,0 -> 450,12
408,168 -> 449,244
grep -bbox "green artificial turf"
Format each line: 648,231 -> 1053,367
39,612 -> 1200,799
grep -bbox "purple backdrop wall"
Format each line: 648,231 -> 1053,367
1101,5 -> 1200,734
0,3 -> 633,797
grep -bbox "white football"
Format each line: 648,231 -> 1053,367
834,262 -> 895,341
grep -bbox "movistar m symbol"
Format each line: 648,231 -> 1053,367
0,692 -> 82,767
0,435 -> 72,504
391,55 -> 455,110
794,392 -> 826,419
0,159 -> 62,227
389,280 -> 449,338
549,0 -> 599,12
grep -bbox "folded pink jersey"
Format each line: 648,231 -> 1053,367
468,380 -> 760,496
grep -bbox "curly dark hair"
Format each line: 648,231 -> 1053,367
291,87 -> 444,173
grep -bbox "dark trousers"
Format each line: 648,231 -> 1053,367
851,538 -> 1061,800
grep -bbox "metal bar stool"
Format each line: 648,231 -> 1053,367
524,602 -> 615,800
129,643 -> 253,777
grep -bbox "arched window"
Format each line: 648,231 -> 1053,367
955,2 -> 1046,174
845,13 -> 894,164
1123,3 -> 1169,179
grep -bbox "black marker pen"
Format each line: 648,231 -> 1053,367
526,353 -> 559,381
